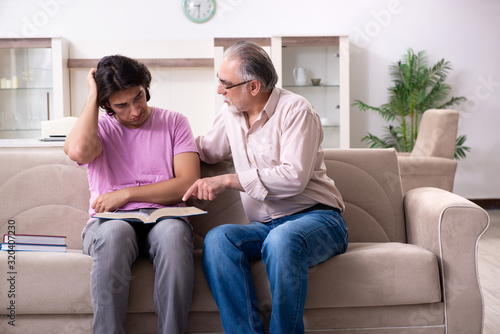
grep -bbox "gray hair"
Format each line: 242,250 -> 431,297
223,41 -> 278,92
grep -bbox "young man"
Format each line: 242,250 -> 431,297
65,55 -> 200,334
183,41 -> 349,333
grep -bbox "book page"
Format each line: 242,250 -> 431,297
149,206 -> 207,222
93,211 -> 150,223
93,207 -> 207,223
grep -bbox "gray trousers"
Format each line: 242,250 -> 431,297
83,209 -> 194,334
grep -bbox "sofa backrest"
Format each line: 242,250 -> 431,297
322,149 -> 406,243
190,148 -> 407,247
188,158 -> 250,248
411,109 -> 459,159
0,147 -> 90,250
0,147 -> 406,251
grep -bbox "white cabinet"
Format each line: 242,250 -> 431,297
0,38 -> 70,139
272,36 -> 350,148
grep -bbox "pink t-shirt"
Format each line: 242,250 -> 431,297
86,107 -> 198,216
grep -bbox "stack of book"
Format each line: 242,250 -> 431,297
1,234 -> 67,252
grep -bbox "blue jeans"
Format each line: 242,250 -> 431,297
203,207 -> 348,334
82,209 -> 194,334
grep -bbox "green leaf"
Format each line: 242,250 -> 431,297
455,135 -> 471,160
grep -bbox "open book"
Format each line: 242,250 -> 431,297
93,206 -> 207,224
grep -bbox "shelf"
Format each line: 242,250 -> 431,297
0,128 -> 41,132
0,88 -> 53,91
0,138 -> 64,147
0,38 -> 52,48
281,36 -> 340,47
67,58 -> 214,68
214,38 -> 272,48
284,84 -> 340,88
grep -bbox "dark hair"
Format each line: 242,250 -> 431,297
224,41 -> 278,92
94,55 -> 152,116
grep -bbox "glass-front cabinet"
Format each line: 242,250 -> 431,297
0,38 -> 70,139
272,36 -> 350,148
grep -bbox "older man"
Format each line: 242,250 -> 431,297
183,41 -> 348,334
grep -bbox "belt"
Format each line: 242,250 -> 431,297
294,203 -> 341,215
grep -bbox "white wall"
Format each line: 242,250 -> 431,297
66,39 -> 217,137
1,0 -> 499,199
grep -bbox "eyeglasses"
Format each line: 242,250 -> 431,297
218,78 -> 252,91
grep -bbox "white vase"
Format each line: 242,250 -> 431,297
293,67 -> 307,86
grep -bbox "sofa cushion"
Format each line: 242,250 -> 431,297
0,238 -> 440,316
127,242 -> 441,314
0,249 -> 92,314
244,242 -> 441,310
304,242 -> 442,308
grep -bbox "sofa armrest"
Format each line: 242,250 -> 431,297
404,187 -> 490,334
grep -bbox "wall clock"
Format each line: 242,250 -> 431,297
183,0 -> 216,23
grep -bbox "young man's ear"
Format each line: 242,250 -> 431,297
103,101 -> 115,115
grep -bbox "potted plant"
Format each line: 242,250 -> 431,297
354,49 -> 470,159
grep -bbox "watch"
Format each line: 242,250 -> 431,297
183,0 -> 216,23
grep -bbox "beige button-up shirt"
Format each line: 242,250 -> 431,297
197,87 -> 344,223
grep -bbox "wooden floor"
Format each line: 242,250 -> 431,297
478,209 -> 500,334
